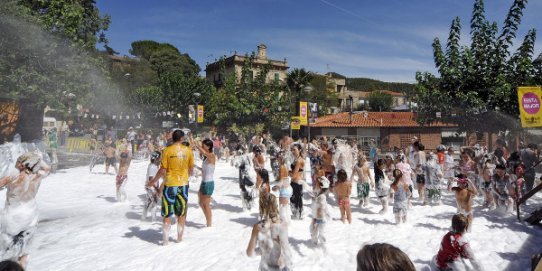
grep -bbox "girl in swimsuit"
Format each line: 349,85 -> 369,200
289,144 -> 305,220
272,152 -> 292,225
334,169 -> 352,224
192,137 -> 216,227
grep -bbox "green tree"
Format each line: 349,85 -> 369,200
159,73 -> 214,122
286,68 -> 313,115
150,49 -> 199,78
130,40 -> 200,77
415,0 -> 540,133
130,40 -> 179,60
0,0 -> 111,141
367,91 -> 393,111
308,75 -> 339,116
346,77 -> 415,94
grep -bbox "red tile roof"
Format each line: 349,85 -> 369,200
311,112 -> 455,128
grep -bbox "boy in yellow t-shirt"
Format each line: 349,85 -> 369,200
148,129 -> 194,245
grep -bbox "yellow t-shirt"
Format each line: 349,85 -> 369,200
161,143 -> 194,187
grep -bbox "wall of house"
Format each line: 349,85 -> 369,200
380,127 -> 443,151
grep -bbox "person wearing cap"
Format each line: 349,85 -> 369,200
451,174 -> 478,231
310,176 -> 331,246
0,152 -> 50,268
148,129 -> 194,245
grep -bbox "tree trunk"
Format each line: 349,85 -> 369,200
15,99 -> 45,142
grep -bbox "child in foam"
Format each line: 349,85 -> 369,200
374,158 -> 390,214
391,169 -> 411,224
116,150 -> 132,202
334,169 -> 352,224
434,214 -> 483,271
309,176 -> 331,246
424,153 -> 443,205
451,174 -> 478,232
480,158 -> 496,210
352,155 -> 372,208
142,151 -> 162,221
0,152 -> 50,269
492,164 -> 513,212
272,152 -> 293,225
394,154 -> 413,209
246,193 -> 292,271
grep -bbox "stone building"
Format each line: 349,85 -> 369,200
205,44 -> 289,87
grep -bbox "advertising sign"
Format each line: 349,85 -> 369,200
291,116 -> 301,130
197,105 -> 204,123
299,101 -> 308,125
518,86 -> 542,128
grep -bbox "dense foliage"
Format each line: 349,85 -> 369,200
0,0 -> 112,140
415,0 -> 541,133
346,77 -> 415,94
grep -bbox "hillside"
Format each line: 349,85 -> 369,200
346,77 -> 415,94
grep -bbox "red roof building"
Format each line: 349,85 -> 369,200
307,111 -> 461,152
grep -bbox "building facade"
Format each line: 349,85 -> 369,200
309,111 -> 462,152
205,44 -> 289,87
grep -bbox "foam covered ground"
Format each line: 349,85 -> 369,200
1,159 -> 541,271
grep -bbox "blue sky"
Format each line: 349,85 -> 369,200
96,0 -> 541,83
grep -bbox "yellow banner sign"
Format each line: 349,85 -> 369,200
197,105 -> 204,123
518,86 -> 542,128
291,116 -> 301,130
299,101 -> 308,125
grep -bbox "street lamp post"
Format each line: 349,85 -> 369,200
303,85 -> 314,142
348,95 -> 354,124
193,92 -> 201,136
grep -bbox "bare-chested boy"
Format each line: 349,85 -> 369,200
352,156 -> 373,207
320,142 -> 335,187
103,139 -> 118,175
451,174 -> 478,231
116,151 -> 132,202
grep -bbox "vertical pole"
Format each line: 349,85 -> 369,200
308,99 -> 310,143
195,101 -> 198,136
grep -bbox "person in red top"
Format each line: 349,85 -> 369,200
436,145 -> 446,170
434,214 -> 482,271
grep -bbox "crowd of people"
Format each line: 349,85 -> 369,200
1,126 -> 541,270
228,134 -> 540,270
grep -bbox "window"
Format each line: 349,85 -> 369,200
274,73 -> 279,81
400,134 -> 419,149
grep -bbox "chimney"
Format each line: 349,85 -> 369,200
257,44 -> 267,60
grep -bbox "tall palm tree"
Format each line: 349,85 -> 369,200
286,68 -> 313,115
